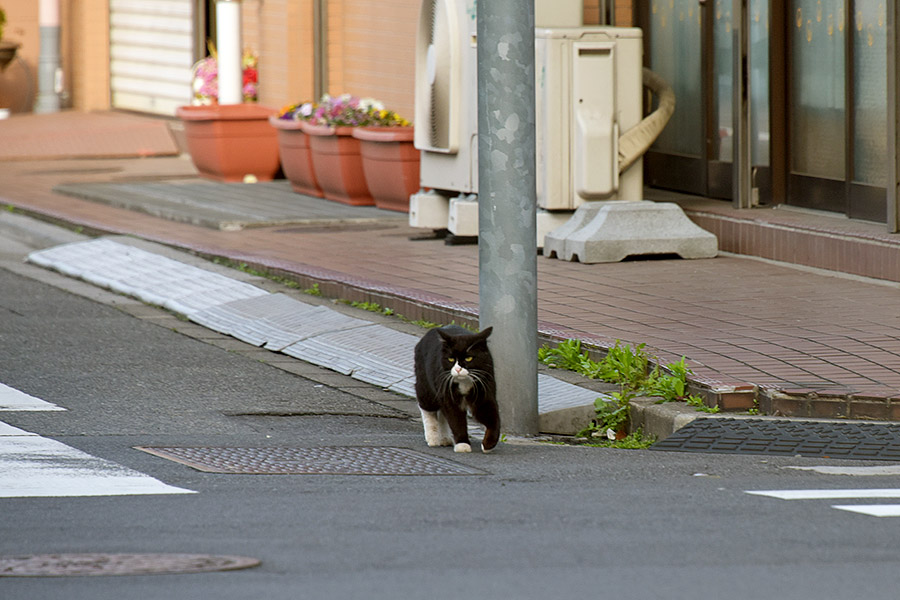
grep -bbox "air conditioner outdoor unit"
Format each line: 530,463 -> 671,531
410,0 -> 589,240
535,27 -> 643,210
409,0 -> 643,243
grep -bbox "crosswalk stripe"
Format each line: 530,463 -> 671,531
746,488 -> 900,518
832,505 -> 900,517
0,383 -> 65,411
0,382 -> 193,498
0,429 -> 195,498
747,489 -> 900,500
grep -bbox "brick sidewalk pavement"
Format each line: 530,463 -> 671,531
2,111 -> 900,418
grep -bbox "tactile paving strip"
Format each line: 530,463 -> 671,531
651,418 -> 900,461
137,446 -> 487,475
28,238 -> 267,316
189,293 -> 370,350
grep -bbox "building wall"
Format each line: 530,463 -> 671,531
317,0 -> 635,124
0,0 -> 637,116
615,0 -> 634,26
325,0 -> 419,121
64,0 -> 110,111
245,0 -> 316,109
583,0 -> 636,26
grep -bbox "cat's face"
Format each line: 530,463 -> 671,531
437,327 -> 493,385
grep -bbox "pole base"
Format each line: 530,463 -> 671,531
544,200 -> 718,263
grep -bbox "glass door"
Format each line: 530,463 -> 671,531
645,0 -> 706,195
787,0 -> 886,221
644,0 -> 771,201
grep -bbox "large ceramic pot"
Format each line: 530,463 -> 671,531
176,104 -> 280,183
269,116 -> 323,197
300,121 -> 374,206
351,126 -> 419,213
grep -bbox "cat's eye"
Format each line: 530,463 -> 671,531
447,358 -> 455,363
465,356 -> 474,362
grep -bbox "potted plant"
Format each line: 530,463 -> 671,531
269,101 -> 323,197
176,46 -> 280,183
298,94 -> 380,206
352,109 -> 418,212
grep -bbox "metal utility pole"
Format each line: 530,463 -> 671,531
476,0 -> 539,435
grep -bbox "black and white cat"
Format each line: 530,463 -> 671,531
413,325 -> 500,453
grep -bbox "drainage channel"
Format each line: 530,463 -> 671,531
0,554 -> 260,577
652,418 -> 900,461
137,446 -> 488,476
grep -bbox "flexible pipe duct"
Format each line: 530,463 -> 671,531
617,68 -> 675,174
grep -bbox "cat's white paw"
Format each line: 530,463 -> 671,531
481,444 -> 494,454
454,443 -> 472,453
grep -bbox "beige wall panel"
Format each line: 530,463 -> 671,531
65,0 -> 111,111
254,0 -> 315,108
326,1 -> 345,96
615,0 -> 634,26
326,0 -> 418,121
241,0 -> 261,54
583,0 -> 636,26
584,0 -> 600,24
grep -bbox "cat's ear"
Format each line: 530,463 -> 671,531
469,327 -> 492,348
436,328 -> 454,344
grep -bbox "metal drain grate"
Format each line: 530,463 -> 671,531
651,418 -> 900,461
0,554 -> 259,577
136,446 -> 487,476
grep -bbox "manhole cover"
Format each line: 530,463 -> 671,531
652,418 -> 900,461
0,554 -> 260,577
136,446 -> 487,476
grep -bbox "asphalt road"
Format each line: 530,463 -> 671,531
2,214 -> 900,599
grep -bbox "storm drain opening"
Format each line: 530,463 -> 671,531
652,418 -> 900,461
136,446 -> 487,476
0,554 -> 260,577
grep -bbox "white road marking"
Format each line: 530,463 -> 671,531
0,431 -> 195,498
747,489 -> 900,500
785,465 -> 900,476
0,421 -> 38,436
832,505 -> 900,517
746,488 -> 900,518
0,382 -> 193,498
0,383 -> 65,411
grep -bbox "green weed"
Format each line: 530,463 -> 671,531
540,338 -> 717,445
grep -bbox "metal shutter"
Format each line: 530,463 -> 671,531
109,0 -> 195,115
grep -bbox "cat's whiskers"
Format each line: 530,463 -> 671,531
466,369 -> 492,395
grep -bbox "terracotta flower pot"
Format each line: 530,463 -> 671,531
351,126 -> 420,213
269,116 -> 323,197
300,121 -> 374,206
176,104 -> 280,183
